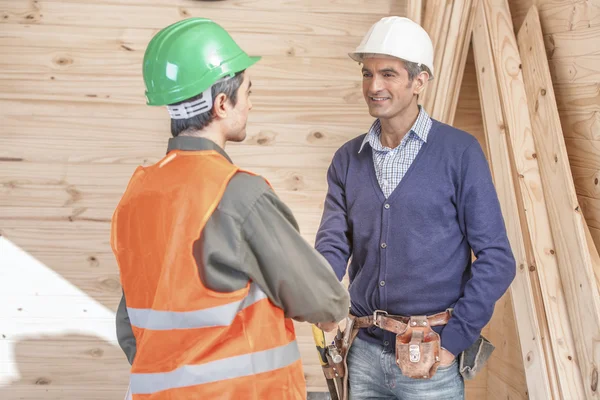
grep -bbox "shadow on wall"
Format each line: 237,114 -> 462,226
0,334 -> 129,400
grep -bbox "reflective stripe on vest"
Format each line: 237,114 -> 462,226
130,340 -> 301,395
127,283 -> 268,330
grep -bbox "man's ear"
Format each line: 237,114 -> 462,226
414,71 -> 429,95
213,93 -> 228,119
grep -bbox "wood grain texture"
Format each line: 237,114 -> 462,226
509,0 -> 600,34
518,5 -> 600,398
0,1 -> 399,396
472,5 -> 554,397
0,0 -> 384,35
544,25 -> 600,59
485,0 -> 587,398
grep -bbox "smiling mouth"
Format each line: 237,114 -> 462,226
369,97 -> 390,102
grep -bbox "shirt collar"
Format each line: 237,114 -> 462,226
358,106 -> 432,153
166,136 -> 233,163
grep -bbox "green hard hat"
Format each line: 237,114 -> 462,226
143,18 -> 261,106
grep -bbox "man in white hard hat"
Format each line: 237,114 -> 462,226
315,16 -> 515,399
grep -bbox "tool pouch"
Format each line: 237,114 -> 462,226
395,315 -> 441,379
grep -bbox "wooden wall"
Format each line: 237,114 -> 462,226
4,0 -> 594,398
0,0 -> 404,398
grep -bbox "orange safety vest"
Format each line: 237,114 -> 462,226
110,150 -> 306,399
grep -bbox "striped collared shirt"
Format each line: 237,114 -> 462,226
358,106 -> 433,198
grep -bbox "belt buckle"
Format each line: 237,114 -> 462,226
372,310 -> 388,328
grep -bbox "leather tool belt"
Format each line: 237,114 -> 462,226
329,310 -> 451,400
354,310 -> 451,379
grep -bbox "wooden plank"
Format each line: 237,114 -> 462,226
1,116 -> 362,150
0,77 -> 365,107
518,6 -> 600,398
0,160 -> 331,193
560,110 -> 600,140
0,24 -> 361,59
420,0 -> 453,109
454,47 -> 486,152
0,219 -> 321,253
485,293 -> 528,400
484,0 -> 587,398
444,0 -> 479,124
565,138 -> 600,170
548,54 -> 600,84
0,0 -> 382,36
510,0 -> 600,34
472,6 -> 555,397
553,82 -> 600,112
18,0 -> 395,15
571,166 -> 600,198
0,99 -> 373,126
405,0 -> 423,24
429,0 -> 476,123
0,50 -> 360,81
0,187 -> 327,218
544,26 -> 600,59
0,136 -> 339,167
579,195 -> 600,230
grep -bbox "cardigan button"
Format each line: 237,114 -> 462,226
381,243 -> 387,249
384,204 -> 390,209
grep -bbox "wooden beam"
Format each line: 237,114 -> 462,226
471,4 -> 555,397
421,0 -> 453,110
405,0 -> 423,24
429,0 -> 472,123
483,0 -> 587,398
518,5 -> 600,398
443,0 -> 479,124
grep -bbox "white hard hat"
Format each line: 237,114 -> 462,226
349,16 -> 434,80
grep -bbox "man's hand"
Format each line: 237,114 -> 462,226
316,321 -> 339,332
439,347 -> 456,367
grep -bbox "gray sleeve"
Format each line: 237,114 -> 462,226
240,189 -> 350,324
116,291 -> 137,365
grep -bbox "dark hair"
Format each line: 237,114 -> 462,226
403,60 -> 432,81
170,71 -> 245,137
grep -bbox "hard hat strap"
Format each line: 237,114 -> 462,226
166,74 -> 235,120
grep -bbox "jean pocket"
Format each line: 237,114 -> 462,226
436,358 -> 457,371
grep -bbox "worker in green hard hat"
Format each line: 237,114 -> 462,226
112,18 -> 349,399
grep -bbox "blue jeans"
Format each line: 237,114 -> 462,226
347,336 -> 464,400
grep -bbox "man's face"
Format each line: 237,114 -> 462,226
361,56 -> 418,121
225,72 -> 253,142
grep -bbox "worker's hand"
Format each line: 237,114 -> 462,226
316,321 -> 339,332
439,347 -> 456,367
